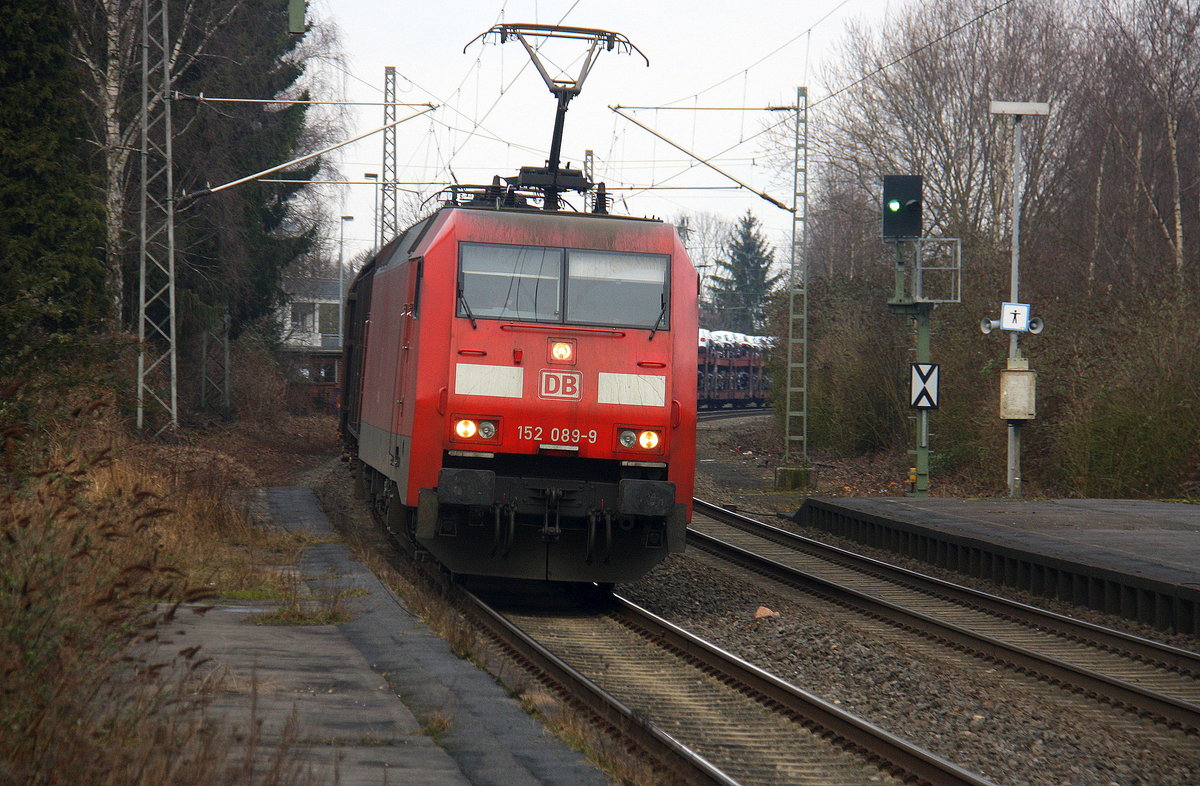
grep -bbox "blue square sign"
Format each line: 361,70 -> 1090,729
1000,302 -> 1030,331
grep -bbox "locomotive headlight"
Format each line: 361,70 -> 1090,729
454,419 -> 478,439
478,420 -> 497,439
638,430 -> 660,450
619,429 -> 637,448
550,341 -> 574,362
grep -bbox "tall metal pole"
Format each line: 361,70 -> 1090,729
913,303 -> 933,496
364,172 -> 379,248
137,0 -> 177,435
781,87 -> 810,477
1007,115 -> 1025,497
338,215 -> 353,349
380,67 -> 398,245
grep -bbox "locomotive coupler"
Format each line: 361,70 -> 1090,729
585,509 -> 611,564
540,487 -> 563,542
602,510 -> 613,564
491,504 -> 515,557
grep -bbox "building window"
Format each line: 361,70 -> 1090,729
291,302 -> 315,332
318,302 -> 340,336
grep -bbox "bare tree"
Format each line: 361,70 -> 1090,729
68,0 -> 265,325
809,0 -> 1077,257
1086,0 -> 1200,291
674,210 -> 733,302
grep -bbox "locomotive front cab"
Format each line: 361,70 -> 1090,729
414,210 -> 697,584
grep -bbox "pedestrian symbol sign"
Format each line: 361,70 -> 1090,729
910,363 -> 939,409
1000,302 -> 1030,331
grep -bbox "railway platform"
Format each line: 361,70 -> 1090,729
795,497 -> 1200,635
160,486 -> 606,786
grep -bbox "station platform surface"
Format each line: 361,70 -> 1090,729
797,497 -> 1200,632
160,486 -> 607,786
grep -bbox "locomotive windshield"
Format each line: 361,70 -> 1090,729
458,242 -> 669,329
458,244 -> 562,321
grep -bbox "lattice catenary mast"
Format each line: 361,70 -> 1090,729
380,66 -> 399,246
137,0 -> 178,435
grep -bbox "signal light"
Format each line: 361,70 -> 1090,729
455,419 -> 478,439
882,175 -> 922,239
638,430 -> 660,450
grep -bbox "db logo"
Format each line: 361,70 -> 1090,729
539,370 -> 582,400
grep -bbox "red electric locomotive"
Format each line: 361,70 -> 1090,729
340,24 -> 696,586
340,189 -> 697,584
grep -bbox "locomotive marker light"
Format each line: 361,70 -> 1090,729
453,418 -> 499,440
618,428 -> 662,451
988,100 -> 1051,497
550,340 -> 575,362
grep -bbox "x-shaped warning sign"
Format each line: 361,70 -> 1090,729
910,363 -> 939,409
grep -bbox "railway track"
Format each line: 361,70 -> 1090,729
690,499 -> 1200,735
696,407 -> 771,422
465,588 -> 994,786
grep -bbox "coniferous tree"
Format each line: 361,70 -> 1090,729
171,0 -> 319,339
0,0 -> 105,375
707,211 -> 780,333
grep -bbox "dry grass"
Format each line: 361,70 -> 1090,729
0,389 -> 328,785
419,710 -> 453,739
251,568 -> 363,626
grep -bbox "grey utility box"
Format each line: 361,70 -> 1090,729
1000,357 -> 1036,420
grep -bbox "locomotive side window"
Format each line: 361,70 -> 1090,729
566,251 -> 668,329
459,243 -> 562,321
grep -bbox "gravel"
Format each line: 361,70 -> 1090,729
622,553 -> 1199,785
618,413 -> 1200,786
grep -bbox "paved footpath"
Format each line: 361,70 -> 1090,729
160,486 -> 608,786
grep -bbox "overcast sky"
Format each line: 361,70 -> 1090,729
309,0 -> 899,261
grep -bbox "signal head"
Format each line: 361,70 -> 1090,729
882,175 -> 923,239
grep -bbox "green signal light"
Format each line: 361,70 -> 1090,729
887,199 -> 901,212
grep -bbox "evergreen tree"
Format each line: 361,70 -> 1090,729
0,0 -> 105,375
707,211 -> 779,333
171,0 -> 319,339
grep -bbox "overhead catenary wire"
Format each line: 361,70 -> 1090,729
660,0 -> 856,107
812,0 -> 1020,108
612,0 -> 1020,208
611,106 -> 792,212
